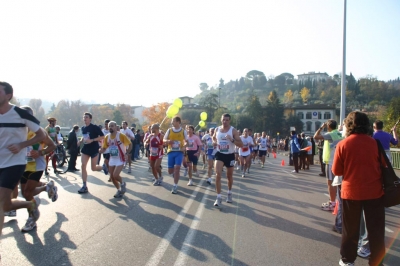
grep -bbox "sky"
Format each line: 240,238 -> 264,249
1,0 -> 399,108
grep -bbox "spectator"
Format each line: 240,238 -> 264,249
332,111 -> 385,266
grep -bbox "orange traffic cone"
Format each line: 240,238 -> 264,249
273,152 -> 277,159
281,159 -> 285,166
332,200 -> 339,215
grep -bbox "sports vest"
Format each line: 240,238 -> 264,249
323,129 -> 342,163
167,128 -> 185,153
216,126 -> 235,154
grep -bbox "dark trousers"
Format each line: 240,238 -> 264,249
292,153 -> 299,172
318,149 -> 325,174
68,151 -> 78,170
341,197 -> 385,265
299,151 -> 307,169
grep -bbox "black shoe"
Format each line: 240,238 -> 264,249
319,173 -> 325,177
74,168 -> 80,171
332,225 -> 342,234
65,169 -> 76,172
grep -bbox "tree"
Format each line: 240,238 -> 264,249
112,110 -> 123,125
198,93 -> 219,121
29,99 -> 46,124
267,90 -> 280,106
219,78 -> 224,89
283,89 -> 294,105
282,115 -> 304,135
300,87 -> 310,103
115,103 -> 138,126
199,83 -> 209,91
180,110 -> 201,126
141,102 -> 171,132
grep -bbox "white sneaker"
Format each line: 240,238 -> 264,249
339,259 -> 354,266
187,179 -> 194,186
21,217 -> 36,232
207,177 -> 212,185
357,247 -> 371,258
46,180 -> 55,199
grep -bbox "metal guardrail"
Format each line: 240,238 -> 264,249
391,148 -> 400,169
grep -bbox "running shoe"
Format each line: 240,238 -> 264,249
102,164 -> 108,175
247,169 -> 250,174
357,247 -> 371,258
153,180 -> 161,186
183,168 -> 188,177
78,186 -> 88,194
128,167 -> 131,174
120,182 -> 127,194
261,164 -> 264,168
114,190 -> 123,198
321,200 -> 333,207
21,217 -> 37,232
339,259 -> 354,266
51,186 -> 58,202
214,197 -> 222,207
226,193 -> 233,203
29,197 -> 41,222
242,174 -> 245,178
171,186 -> 178,194
46,181 -> 55,199
4,210 -> 16,217
207,178 -> 212,185
45,170 -> 49,176
187,179 -> 194,186
159,176 -> 164,184
321,202 -> 335,211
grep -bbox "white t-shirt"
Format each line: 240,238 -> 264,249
239,135 -> 253,156
0,105 -> 41,168
121,128 -> 135,140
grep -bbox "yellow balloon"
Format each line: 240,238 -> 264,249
166,109 -> 174,118
173,98 -> 183,108
199,121 -> 206,127
200,112 -> 207,121
169,105 -> 179,116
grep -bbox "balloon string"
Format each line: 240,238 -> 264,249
159,116 -> 167,127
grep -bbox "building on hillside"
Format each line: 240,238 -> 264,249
179,96 -> 204,110
297,72 -> 330,83
284,104 -> 337,134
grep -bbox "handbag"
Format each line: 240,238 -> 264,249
376,139 -> 400,207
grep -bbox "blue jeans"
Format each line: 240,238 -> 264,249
134,144 -> 140,159
335,185 -> 342,232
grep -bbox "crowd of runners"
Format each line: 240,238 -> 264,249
0,81 -> 396,265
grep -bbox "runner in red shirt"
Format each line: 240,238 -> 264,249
145,124 -> 164,185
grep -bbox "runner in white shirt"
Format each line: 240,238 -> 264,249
202,127 -> 216,185
0,82 -> 46,236
257,131 -> 268,168
239,128 -> 254,178
121,121 -> 135,173
100,121 -> 132,198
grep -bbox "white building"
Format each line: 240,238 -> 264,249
131,106 -> 146,124
297,72 -> 329,83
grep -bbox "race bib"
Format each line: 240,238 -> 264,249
26,146 -> 35,162
219,141 -> 229,153
110,146 -> 119,157
83,133 -> 90,144
151,147 -> 159,156
171,141 -> 181,151
188,139 -> 194,148
242,146 -> 249,152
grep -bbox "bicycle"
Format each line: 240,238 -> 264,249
55,144 -> 68,167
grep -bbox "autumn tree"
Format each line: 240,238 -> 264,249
90,104 -> 114,125
29,99 -> 46,124
115,103 -> 138,126
300,87 -> 310,103
283,89 -> 294,105
142,102 -> 171,132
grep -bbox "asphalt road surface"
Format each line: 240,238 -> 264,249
2,153 -> 399,266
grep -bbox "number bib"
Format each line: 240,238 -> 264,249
110,146 -> 119,157
188,139 -> 194,148
242,146 -> 249,152
26,146 -> 35,162
219,141 -> 229,153
171,141 -> 181,151
151,147 -> 159,156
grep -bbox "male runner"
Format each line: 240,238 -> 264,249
0,81 -> 45,236
121,121 -> 135,173
163,116 -> 188,194
239,128 -> 254,178
44,117 -> 63,175
78,112 -> 104,194
212,113 -> 243,206
202,127 -> 216,185
100,121 -> 131,198
145,124 -> 164,185
257,131 -> 268,168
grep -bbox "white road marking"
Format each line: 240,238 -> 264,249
145,180 -> 205,266
174,182 -> 210,266
62,185 -> 74,189
324,193 -> 330,198
385,227 -> 394,233
282,170 -> 297,178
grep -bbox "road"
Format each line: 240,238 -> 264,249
2,153 -> 400,266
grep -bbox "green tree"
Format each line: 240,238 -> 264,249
282,115 -> 304,135
113,110 -> 123,125
198,93 -> 219,121
199,83 -> 209,91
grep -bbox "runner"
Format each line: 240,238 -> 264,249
0,81 -> 46,236
239,128 -> 254,178
212,113 -> 243,206
163,116 -> 188,194
44,117 -> 63,175
202,127 -> 216,185
145,124 -> 164,185
186,125 -> 203,186
121,121 -> 135,173
19,106 -> 59,232
257,131 -> 268,168
78,112 -> 105,194
101,119 -> 111,180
